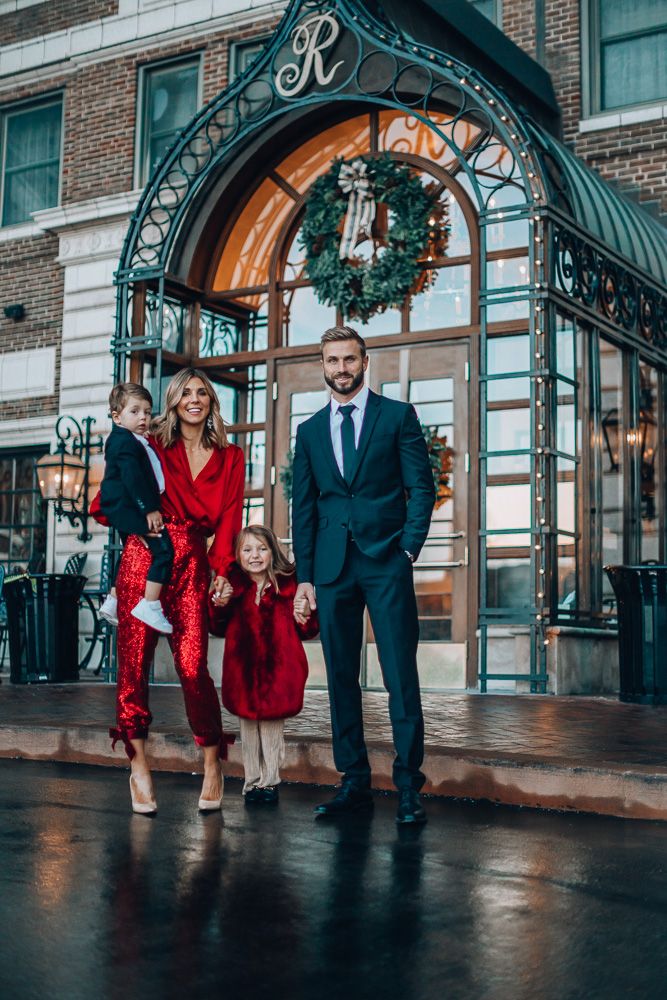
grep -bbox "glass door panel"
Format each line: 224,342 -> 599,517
273,341 -> 470,689
365,344 -> 469,689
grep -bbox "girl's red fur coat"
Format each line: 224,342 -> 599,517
209,565 -> 319,721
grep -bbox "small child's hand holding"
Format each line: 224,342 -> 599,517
293,596 -> 311,623
146,510 -> 163,533
213,579 -> 234,607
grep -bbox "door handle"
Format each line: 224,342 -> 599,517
418,560 -> 465,569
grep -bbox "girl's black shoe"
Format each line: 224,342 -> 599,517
244,787 -> 263,803
261,786 -> 279,804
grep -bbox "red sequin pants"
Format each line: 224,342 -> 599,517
110,521 -> 232,761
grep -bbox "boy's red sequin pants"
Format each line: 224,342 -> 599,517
110,521 -> 232,760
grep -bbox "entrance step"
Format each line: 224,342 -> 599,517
1,683 -> 667,821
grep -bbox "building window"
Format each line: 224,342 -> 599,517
1,98 -> 62,227
0,448 -> 47,574
229,38 -> 271,81
587,1 -> 667,112
136,57 -> 201,187
468,0 -> 500,25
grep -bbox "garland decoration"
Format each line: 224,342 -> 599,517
279,425 -> 453,506
421,426 -> 454,509
299,154 -> 450,322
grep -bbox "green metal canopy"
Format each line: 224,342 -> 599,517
528,122 -> 667,286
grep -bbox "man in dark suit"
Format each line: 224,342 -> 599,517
292,327 -> 435,824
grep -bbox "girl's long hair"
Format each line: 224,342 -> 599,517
235,525 -> 295,594
152,367 -> 228,449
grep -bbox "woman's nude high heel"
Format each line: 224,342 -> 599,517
198,768 -> 223,811
129,773 -> 158,815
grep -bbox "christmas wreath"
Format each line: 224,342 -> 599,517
299,154 -> 449,323
280,425 -> 453,507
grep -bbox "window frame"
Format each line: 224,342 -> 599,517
134,52 -> 203,190
582,0 -> 667,115
0,445 -> 48,575
0,93 -> 64,229
468,0 -> 502,27
229,36 -> 272,82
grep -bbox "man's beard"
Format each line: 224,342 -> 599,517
324,369 -> 365,395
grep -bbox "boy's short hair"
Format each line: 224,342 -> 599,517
108,382 -> 153,414
320,325 -> 367,358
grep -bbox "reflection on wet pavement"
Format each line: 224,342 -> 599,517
2,760 -> 667,1000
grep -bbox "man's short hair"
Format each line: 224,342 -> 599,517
108,382 -> 153,414
320,325 -> 367,358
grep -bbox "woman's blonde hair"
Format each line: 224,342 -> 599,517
152,367 -> 228,449
235,525 -> 295,593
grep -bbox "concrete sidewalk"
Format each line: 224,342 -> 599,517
2,680 -> 667,821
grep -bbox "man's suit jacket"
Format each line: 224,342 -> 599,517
100,424 -> 161,536
291,390 -> 435,586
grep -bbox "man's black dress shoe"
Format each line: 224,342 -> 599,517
314,784 -> 373,816
396,788 -> 427,825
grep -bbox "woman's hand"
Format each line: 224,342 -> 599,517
211,575 -> 233,606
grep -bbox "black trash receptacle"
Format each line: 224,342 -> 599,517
605,564 -> 667,704
5,574 -> 87,684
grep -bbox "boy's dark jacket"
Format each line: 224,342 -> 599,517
209,565 -> 319,721
100,423 -> 161,536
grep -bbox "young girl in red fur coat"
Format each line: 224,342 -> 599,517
210,525 -> 319,803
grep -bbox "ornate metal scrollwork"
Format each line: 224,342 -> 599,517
555,225 -> 665,346
116,0 -> 538,286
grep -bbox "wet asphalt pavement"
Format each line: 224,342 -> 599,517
1,760 -> 666,1000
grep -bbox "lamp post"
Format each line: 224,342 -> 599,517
36,416 -> 104,542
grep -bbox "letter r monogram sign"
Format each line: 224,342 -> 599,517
274,12 -> 345,98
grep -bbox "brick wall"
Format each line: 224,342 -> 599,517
503,0 -> 667,217
0,232 -> 62,421
1,18 -> 281,205
0,0 -> 118,46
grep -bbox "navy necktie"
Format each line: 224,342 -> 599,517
339,403 -> 357,482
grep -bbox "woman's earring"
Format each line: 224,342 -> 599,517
206,415 -> 214,430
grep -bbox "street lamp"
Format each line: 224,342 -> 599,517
36,416 -> 104,542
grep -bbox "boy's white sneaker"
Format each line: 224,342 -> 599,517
131,598 -> 173,634
99,593 -> 118,627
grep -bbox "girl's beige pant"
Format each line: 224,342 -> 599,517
239,718 -> 285,792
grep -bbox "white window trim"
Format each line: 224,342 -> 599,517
579,102 -> 667,133
0,0 -> 45,13
133,51 -> 203,191
0,92 -> 64,229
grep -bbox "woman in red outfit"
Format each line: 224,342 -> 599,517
109,367 -> 244,814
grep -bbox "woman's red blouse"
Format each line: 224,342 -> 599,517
149,436 -> 245,578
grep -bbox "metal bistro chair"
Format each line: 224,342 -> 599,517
63,551 -> 104,673
0,565 -> 8,677
64,552 -> 88,578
